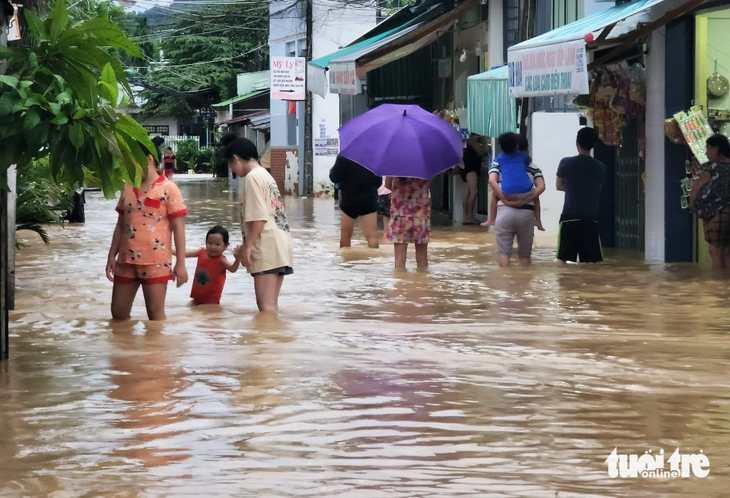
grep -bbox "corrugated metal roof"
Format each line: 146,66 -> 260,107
212,89 -> 269,108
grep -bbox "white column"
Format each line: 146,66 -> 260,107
488,0 -> 504,68
644,28 -> 666,262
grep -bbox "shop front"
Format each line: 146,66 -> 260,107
688,3 -> 730,266
308,0 -> 484,224
501,0 -> 710,261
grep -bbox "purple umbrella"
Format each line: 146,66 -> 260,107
338,104 -> 463,179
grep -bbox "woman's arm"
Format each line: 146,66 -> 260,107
240,220 -> 266,268
170,217 -> 188,287
689,171 -> 711,209
106,214 -> 124,282
384,176 -> 394,191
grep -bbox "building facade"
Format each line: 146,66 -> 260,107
269,0 -> 378,196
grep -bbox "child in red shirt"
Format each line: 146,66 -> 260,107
186,226 -> 241,305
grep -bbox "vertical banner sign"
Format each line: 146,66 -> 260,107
507,39 -> 589,98
271,56 -> 306,101
7,4 -> 21,42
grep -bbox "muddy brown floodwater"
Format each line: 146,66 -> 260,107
2,176 -> 730,497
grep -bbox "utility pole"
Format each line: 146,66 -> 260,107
304,0 -> 314,196
1,1 -> 9,361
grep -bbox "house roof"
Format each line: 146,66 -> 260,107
212,89 -> 270,108
218,110 -> 269,126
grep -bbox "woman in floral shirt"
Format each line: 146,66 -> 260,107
385,177 -> 431,270
690,134 -> 730,269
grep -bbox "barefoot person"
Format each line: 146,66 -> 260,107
106,136 -> 189,320
460,133 -> 488,225
556,127 -> 605,264
329,154 -> 381,248
222,133 -> 293,312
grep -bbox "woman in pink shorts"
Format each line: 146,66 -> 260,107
385,177 -> 431,270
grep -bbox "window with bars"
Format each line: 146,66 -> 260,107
532,0 -> 586,113
503,0 -> 521,63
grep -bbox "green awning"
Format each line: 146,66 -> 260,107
212,89 -> 269,108
309,17 -> 421,70
467,66 -> 516,138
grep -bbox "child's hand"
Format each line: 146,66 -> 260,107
174,261 -> 188,287
235,245 -> 252,268
106,257 -> 116,282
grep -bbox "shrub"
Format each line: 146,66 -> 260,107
175,139 -> 200,172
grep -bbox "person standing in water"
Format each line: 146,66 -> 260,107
163,147 -> 176,179
460,133 -> 489,225
386,176 -> 431,270
223,133 -> 293,312
556,127 -> 605,264
186,225 -> 242,305
377,176 -> 391,242
329,154 -> 382,248
106,136 -> 189,320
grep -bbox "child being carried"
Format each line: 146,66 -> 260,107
482,133 -> 544,231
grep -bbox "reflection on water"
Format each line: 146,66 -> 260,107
2,176 -> 730,496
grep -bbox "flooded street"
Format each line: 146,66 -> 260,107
3,176 -> 730,497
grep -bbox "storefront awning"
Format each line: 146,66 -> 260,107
218,110 -> 268,126
309,0 -> 476,96
467,66 -> 516,137
507,0 -> 705,98
212,89 -> 269,108
307,6 -> 440,98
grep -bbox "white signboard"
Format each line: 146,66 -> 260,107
7,5 -> 21,42
271,57 -> 306,101
329,62 -> 360,95
507,40 -> 589,98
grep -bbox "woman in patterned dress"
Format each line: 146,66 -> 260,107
385,177 -> 431,270
690,134 -> 730,269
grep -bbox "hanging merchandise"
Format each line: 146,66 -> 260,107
592,67 -> 623,146
674,107 -> 714,164
707,60 -> 729,99
629,63 -> 646,105
610,62 -> 637,116
664,118 -> 686,145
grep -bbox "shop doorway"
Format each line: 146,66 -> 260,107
614,117 -> 645,251
594,116 -> 645,252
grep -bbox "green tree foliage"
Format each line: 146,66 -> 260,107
0,0 -> 155,198
139,3 -> 268,118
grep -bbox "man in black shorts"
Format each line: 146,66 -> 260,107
329,155 -> 382,248
556,127 -> 606,264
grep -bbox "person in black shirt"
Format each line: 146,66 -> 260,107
556,127 -> 606,264
329,155 -> 382,248
459,134 -> 489,224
